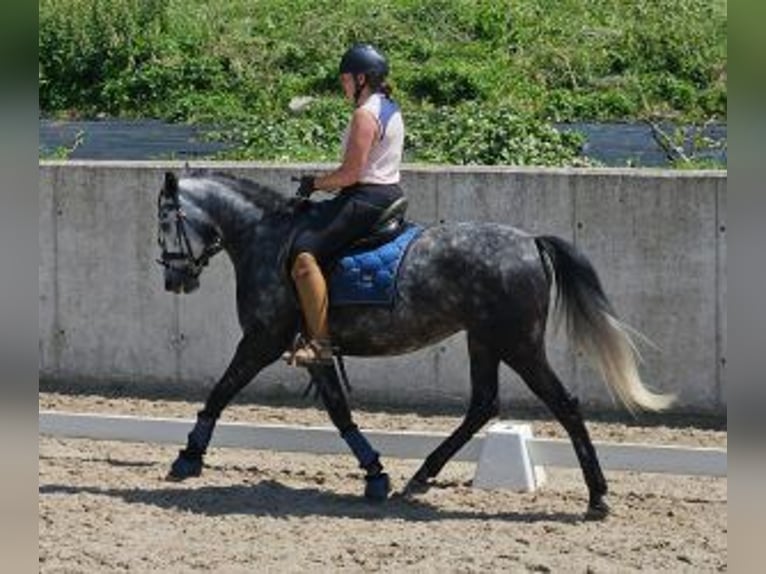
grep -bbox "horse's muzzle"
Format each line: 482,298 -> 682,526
164,267 -> 200,294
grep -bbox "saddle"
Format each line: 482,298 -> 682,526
284,196 -> 420,390
285,196 -> 421,308
348,195 -> 409,249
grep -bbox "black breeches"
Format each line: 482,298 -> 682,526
291,183 -> 403,266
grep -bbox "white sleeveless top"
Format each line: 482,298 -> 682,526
341,93 -> 404,184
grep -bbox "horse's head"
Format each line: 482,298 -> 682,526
156,172 -> 222,294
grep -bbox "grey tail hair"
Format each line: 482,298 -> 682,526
536,235 -> 675,414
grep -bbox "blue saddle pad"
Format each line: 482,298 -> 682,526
329,224 -> 422,307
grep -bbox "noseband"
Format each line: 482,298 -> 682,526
157,195 -> 222,276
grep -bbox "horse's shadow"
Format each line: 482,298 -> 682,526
39,479 -> 583,524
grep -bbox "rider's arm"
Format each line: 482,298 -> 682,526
313,108 -> 378,192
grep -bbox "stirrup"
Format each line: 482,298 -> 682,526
283,337 -> 334,367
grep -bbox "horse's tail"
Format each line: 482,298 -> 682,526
535,235 -> 674,413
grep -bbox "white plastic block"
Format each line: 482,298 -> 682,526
473,421 -> 546,491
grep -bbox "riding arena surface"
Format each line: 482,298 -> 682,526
39,392 -> 727,572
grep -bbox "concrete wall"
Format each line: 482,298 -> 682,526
39,161 -> 727,415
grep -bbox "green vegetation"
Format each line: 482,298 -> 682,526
39,0 -> 726,166
39,130 -> 85,160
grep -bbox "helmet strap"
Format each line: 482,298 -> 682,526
353,75 -> 366,106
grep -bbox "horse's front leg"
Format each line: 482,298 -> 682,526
308,364 -> 391,501
167,329 -> 287,481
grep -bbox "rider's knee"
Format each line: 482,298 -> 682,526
291,252 -> 319,280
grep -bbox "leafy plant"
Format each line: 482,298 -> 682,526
39,130 -> 85,160
39,0 -> 726,166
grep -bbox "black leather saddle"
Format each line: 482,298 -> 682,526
350,196 -> 409,249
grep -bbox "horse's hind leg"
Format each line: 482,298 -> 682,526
308,363 -> 390,501
504,349 -> 609,520
404,333 -> 500,494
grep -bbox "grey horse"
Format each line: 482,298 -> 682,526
156,170 -> 672,520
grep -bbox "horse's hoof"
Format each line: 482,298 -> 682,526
166,451 -> 203,481
364,472 -> 390,501
401,476 -> 430,498
584,497 -> 611,521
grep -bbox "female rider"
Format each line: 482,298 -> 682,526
287,44 -> 405,365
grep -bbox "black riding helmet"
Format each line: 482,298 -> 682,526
339,44 -> 389,77
339,44 -> 389,103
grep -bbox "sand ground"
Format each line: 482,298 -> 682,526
39,392 -> 727,572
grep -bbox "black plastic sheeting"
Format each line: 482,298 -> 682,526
39,118 -> 726,167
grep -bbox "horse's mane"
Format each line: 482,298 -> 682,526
187,169 -> 290,215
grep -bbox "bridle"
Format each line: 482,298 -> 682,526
156,194 -> 222,277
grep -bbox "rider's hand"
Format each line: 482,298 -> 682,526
296,175 -> 316,198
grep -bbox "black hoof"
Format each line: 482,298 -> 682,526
585,497 -> 611,521
401,475 -> 430,498
364,472 -> 390,501
166,451 -> 203,481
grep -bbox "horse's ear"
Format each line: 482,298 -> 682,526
163,171 -> 178,199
